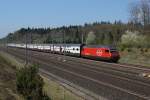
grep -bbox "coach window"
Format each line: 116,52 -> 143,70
73,48 -> 75,50
76,48 -> 79,51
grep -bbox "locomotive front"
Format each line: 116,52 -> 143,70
108,48 -> 120,62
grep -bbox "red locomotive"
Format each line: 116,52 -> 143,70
81,45 -> 120,62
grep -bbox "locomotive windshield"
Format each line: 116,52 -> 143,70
110,49 -> 118,53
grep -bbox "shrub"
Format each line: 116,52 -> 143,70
118,44 -> 126,51
140,48 -> 144,54
144,48 -> 148,52
127,48 -> 132,52
120,30 -> 149,48
16,64 -> 50,100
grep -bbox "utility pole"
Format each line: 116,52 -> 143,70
63,31 -> 66,62
29,32 -> 33,63
6,37 -> 8,52
51,34 -> 54,54
81,32 -> 84,44
25,32 -> 28,67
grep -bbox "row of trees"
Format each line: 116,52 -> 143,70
4,21 -> 127,45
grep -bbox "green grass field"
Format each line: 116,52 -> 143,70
0,53 -> 23,100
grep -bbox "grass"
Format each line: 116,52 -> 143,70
0,53 -> 24,100
0,51 -> 24,69
0,51 -> 83,100
43,77 -> 83,100
119,48 -> 150,67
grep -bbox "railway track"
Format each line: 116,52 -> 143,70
23,48 -> 150,84
3,47 -> 150,100
52,53 -> 150,74
28,49 -> 150,86
119,63 -> 150,72
26,48 -> 150,74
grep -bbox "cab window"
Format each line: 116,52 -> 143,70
105,50 -> 109,53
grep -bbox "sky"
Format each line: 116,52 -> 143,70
0,0 -> 138,38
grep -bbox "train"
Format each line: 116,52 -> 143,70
7,43 -> 120,62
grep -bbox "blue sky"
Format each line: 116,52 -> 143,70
0,0 -> 138,38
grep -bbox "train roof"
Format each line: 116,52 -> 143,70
53,44 -> 82,46
83,45 -> 117,49
32,44 -> 82,47
11,43 -> 82,46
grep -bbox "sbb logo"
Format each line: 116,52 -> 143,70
96,49 -> 102,56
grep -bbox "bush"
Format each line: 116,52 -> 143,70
120,30 -> 149,48
144,48 -> 148,52
118,44 -> 126,51
127,48 -> 132,52
140,48 -> 144,54
16,65 -> 50,100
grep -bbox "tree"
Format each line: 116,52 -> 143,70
86,31 -> 96,44
129,2 -> 141,25
141,0 -> 150,26
16,65 -> 50,100
129,0 -> 150,27
120,30 -> 149,48
44,34 -> 52,43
